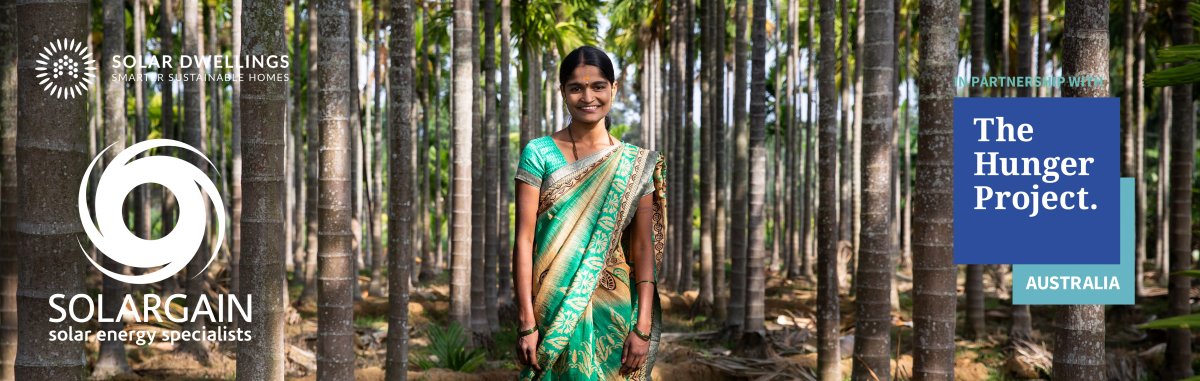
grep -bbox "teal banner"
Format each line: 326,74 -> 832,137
1012,178 -> 1134,305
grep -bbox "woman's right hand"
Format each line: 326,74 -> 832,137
516,329 -> 541,371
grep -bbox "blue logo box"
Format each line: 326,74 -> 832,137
953,97 -> 1119,265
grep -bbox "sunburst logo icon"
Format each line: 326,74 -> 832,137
34,38 -> 96,100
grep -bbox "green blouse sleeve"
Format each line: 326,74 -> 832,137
515,139 -> 545,188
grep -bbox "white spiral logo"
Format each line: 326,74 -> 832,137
78,139 -> 227,285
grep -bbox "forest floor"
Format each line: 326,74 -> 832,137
86,265 -> 1174,380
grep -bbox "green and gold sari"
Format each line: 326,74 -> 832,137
515,136 -> 666,381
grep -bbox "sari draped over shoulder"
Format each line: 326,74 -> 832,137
515,136 -> 667,381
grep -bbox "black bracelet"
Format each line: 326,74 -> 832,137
518,326 -> 538,337
633,325 -> 651,341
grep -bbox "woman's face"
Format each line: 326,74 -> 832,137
561,64 -> 616,126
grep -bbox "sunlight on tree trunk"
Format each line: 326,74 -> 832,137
0,1 -> 14,377
912,0 -> 958,379
235,1 -> 288,380
450,0 -> 475,331
317,0 -> 356,377
1052,1 -> 1109,379
14,1 -> 89,378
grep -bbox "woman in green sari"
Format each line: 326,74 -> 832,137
512,46 -> 666,381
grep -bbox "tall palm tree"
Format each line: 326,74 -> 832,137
680,0 -> 695,293
450,0 -> 475,330
180,0 -> 211,360
742,0 -> 768,352
387,0 -> 415,378
132,0 -> 150,250
802,0 -> 815,280
482,0 -> 500,333
1010,0 -> 1035,342
913,0 -> 958,379
235,0 -> 287,379
712,0 -> 728,317
366,0 -> 386,298
497,0 -> 514,306
816,0 -> 840,377
291,0 -> 306,286
0,1 -> 16,378
470,0 -> 488,339
697,0 -> 716,315
851,0 -> 894,379
964,0 -> 986,342
727,0 -> 748,334
94,0 -> 132,376
1166,0 -> 1194,377
14,0 -> 88,378
317,0 -> 355,377
1132,0 -> 1146,300
231,0 -> 245,297
299,0 -> 320,307
158,0 -> 178,296
1053,1 -> 1109,379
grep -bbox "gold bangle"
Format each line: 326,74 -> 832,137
634,280 -> 656,287
633,325 -> 651,341
518,326 -> 538,337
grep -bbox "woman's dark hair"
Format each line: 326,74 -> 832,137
558,46 -> 616,85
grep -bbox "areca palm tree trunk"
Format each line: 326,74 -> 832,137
367,0 -> 386,298
299,0 -> 320,306
838,0 -> 851,257
520,43 -> 540,150
450,0 -> 475,330
95,0 -> 132,376
1010,0 -> 1035,343
232,0 -> 246,297
1133,0 -> 1146,299
965,0 -> 986,342
497,0 -> 514,306
14,1 -> 88,378
713,0 -> 728,318
159,0 -> 179,297
816,0 -> 840,377
469,0 -> 488,338
180,0 -> 212,360
1166,0 -> 1195,377
133,0 -> 150,248
802,0 -> 815,280
851,0 -> 894,378
682,0 -> 695,293
290,0 -> 305,283
1053,1 -> 1108,379
727,0 -> 749,334
422,38 -> 441,283
235,1 -> 288,379
349,0 -> 364,302
0,2 -> 15,378
482,0 -> 500,333
742,0 -> 768,353
1155,86 -> 1170,281
912,0 -> 957,379
316,0 -> 356,377
386,0 -> 414,378
698,0 -> 716,314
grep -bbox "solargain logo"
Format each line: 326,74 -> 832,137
49,140 -> 250,346
78,139 -> 227,285
33,38 -> 96,99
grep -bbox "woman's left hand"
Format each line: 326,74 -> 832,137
620,327 -> 651,376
